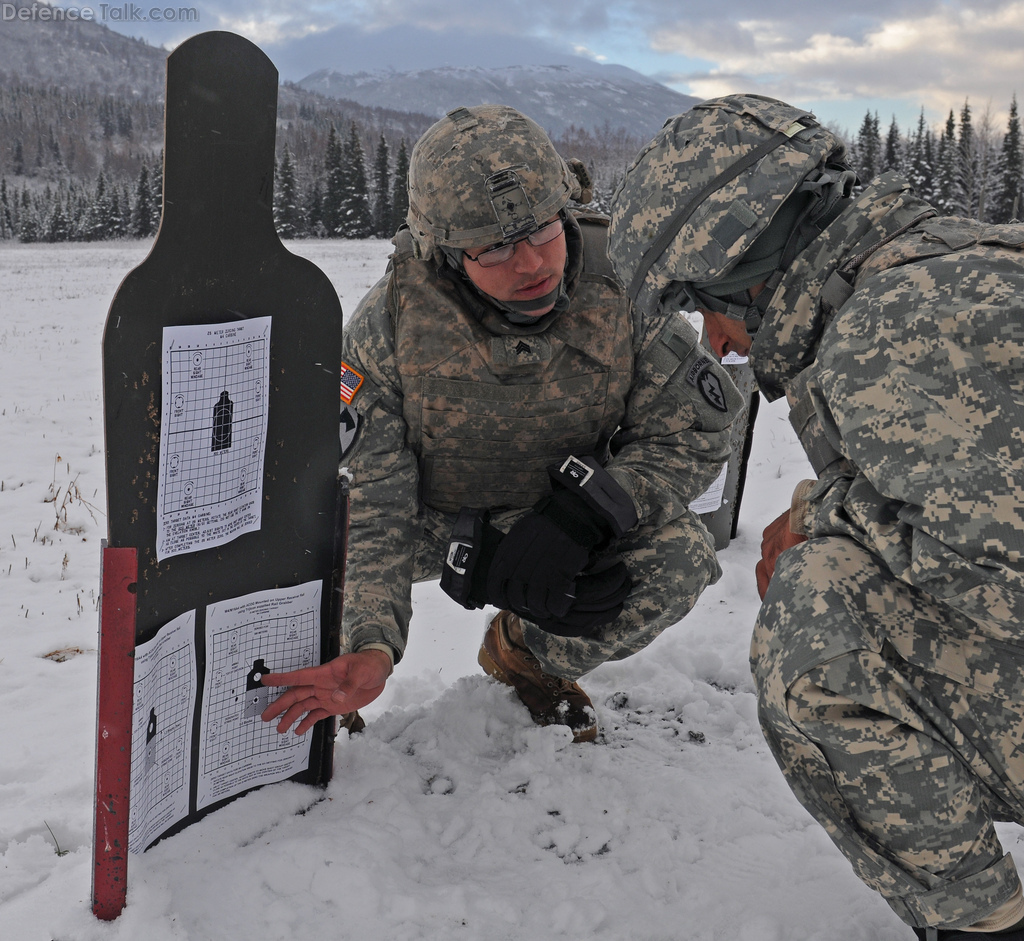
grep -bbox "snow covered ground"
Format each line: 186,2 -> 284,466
0,238 -> 999,940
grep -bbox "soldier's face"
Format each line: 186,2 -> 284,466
463,222 -> 567,316
700,309 -> 752,359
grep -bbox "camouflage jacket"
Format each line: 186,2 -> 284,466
752,172 -> 1024,639
340,211 -> 743,661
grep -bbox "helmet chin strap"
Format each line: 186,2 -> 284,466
687,284 -> 766,337
498,279 -> 566,318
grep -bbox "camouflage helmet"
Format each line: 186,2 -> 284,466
608,94 -> 851,322
407,104 -> 586,257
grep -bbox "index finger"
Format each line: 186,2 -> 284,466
260,665 -> 326,688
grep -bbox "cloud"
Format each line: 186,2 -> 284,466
212,14 -> 335,47
647,1 -> 1024,125
353,0 -> 613,34
201,0 -> 612,40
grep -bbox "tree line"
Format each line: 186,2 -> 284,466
2,83 -> 1022,243
845,96 -> 1022,223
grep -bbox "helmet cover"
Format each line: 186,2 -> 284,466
407,104 -> 581,255
608,94 -> 849,314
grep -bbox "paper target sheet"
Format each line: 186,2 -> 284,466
197,581 -> 321,810
128,610 -> 198,854
157,316 -> 272,561
125,580 -> 323,851
689,462 -> 729,515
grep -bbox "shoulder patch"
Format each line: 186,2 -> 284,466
686,356 -> 729,412
340,362 -> 365,404
339,402 -> 361,458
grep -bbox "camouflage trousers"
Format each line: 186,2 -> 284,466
413,505 -> 721,681
753,535 -> 1024,930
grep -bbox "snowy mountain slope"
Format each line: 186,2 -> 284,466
0,0 -> 167,95
2,5 -> 694,142
296,63 -> 699,138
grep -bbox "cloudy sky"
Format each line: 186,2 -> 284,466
65,0 -> 1024,134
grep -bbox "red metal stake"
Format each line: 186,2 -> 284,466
92,544 -> 138,920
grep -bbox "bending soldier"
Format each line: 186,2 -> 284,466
261,104 -> 742,744
609,93 -> 1024,940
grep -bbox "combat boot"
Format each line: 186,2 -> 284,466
478,610 -> 597,743
339,712 -> 365,734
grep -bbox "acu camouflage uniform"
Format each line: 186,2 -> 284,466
747,176 -> 1024,930
609,94 -> 1024,932
339,210 -> 743,681
751,174 -> 1024,930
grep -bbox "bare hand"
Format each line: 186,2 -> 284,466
755,508 -> 808,600
260,649 -> 392,735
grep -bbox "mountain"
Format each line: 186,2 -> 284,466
0,8 -> 695,239
1,3 -> 696,142
296,63 -> 699,139
0,0 -> 166,95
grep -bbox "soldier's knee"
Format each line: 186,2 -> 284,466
752,538 -> 895,717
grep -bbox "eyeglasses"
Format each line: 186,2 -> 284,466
463,218 -> 564,268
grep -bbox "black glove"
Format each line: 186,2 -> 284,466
528,556 -> 633,637
440,455 -> 639,632
546,455 -> 638,541
484,490 -> 602,621
441,504 -> 633,636
486,452 -> 640,620
439,507 -> 504,610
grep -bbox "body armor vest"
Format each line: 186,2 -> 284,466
390,221 -> 634,513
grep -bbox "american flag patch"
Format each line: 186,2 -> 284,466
339,363 -> 364,403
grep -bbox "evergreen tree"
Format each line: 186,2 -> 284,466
68,180 -> 90,240
305,179 -> 325,238
854,111 -> 881,187
108,187 -> 122,239
131,163 -> 154,238
957,99 -> 978,217
116,183 -> 132,237
322,125 -> 344,237
48,125 -> 63,168
340,122 -> 373,238
923,128 -> 936,203
18,187 -> 39,242
99,97 -> 116,139
883,116 -> 902,173
274,144 -> 304,239
12,139 -> 25,177
0,177 -> 12,240
973,103 -> 999,222
117,103 -> 133,140
906,109 -> 934,200
149,154 -> 163,233
934,110 -> 961,215
371,134 -> 392,238
47,196 -> 70,242
992,94 -> 1023,222
390,138 -> 410,233
89,172 -> 113,239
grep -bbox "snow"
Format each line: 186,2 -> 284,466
0,238 -> 979,941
